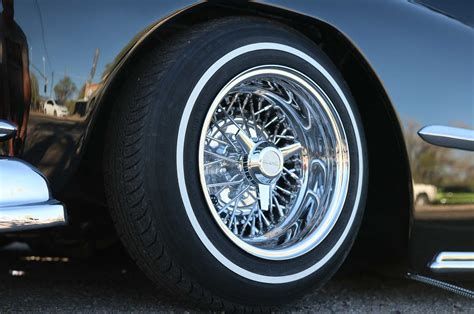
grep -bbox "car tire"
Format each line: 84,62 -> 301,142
104,17 -> 368,310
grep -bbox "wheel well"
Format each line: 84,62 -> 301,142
75,2 -> 411,263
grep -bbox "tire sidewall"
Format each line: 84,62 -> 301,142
143,21 -> 367,304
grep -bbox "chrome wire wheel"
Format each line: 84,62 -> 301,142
199,65 -> 350,260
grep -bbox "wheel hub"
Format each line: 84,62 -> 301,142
245,142 -> 283,184
199,65 -> 350,260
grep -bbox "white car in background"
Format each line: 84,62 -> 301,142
43,99 -> 69,117
413,183 -> 438,206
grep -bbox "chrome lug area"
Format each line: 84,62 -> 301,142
0,158 -> 66,232
199,65 -> 350,260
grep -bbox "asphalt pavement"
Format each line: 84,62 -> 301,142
0,243 -> 472,312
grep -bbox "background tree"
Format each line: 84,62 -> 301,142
77,83 -> 86,100
404,120 -> 452,186
30,72 -> 40,111
54,76 -> 77,103
404,119 -> 473,192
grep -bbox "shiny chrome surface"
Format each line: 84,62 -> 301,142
430,252 -> 474,272
0,120 -> 17,142
418,125 -> 474,151
0,202 -> 65,232
199,66 -> 349,260
0,158 -> 66,232
0,158 -> 49,205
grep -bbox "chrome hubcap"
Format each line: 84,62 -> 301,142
198,65 -> 350,260
245,142 -> 284,183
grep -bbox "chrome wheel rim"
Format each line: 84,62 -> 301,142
198,65 -> 350,260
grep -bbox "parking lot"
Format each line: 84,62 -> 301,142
0,243 -> 472,312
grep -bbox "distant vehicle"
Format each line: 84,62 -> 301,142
43,99 -> 69,117
413,183 -> 438,206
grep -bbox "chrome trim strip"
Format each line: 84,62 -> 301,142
418,125 -> 474,151
0,158 -> 66,232
0,120 -> 17,142
430,252 -> 474,272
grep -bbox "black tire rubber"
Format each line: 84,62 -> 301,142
104,17 -> 368,310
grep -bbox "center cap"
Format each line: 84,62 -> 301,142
245,143 -> 284,185
259,147 -> 283,177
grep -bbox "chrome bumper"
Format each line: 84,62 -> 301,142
0,158 -> 66,232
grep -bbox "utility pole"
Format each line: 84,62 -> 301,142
50,71 -> 54,98
87,48 -> 100,84
41,56 -> 48,94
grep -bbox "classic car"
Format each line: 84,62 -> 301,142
0,0 -> 473,309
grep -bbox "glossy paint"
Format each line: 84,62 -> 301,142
1,0 -> 472,278
2,0 -> 196,188
261,0 -> 474,279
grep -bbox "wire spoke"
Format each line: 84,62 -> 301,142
281,142 -> 302,160
206,135 -> 230,146
283,167 -> 302,184
217,186 -> 250,214
204,150 -> 240,164
211,119 -> 239,151
200,69 -> 347,258
207,180 -> 244,188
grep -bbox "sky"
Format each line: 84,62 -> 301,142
13,0 -> 191,97
8,0 -> 474,128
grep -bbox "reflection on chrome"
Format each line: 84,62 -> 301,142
0,120 -> 17,141
0,203 -> 66,231
0,158 -> 66,232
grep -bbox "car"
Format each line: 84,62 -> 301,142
43,99 -> 69,117
0,0 -> 473,309
413,183 -> 438,206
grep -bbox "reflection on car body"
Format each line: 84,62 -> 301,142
42,99 -> 69,117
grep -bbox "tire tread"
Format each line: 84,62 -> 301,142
104,17 -> 275,312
